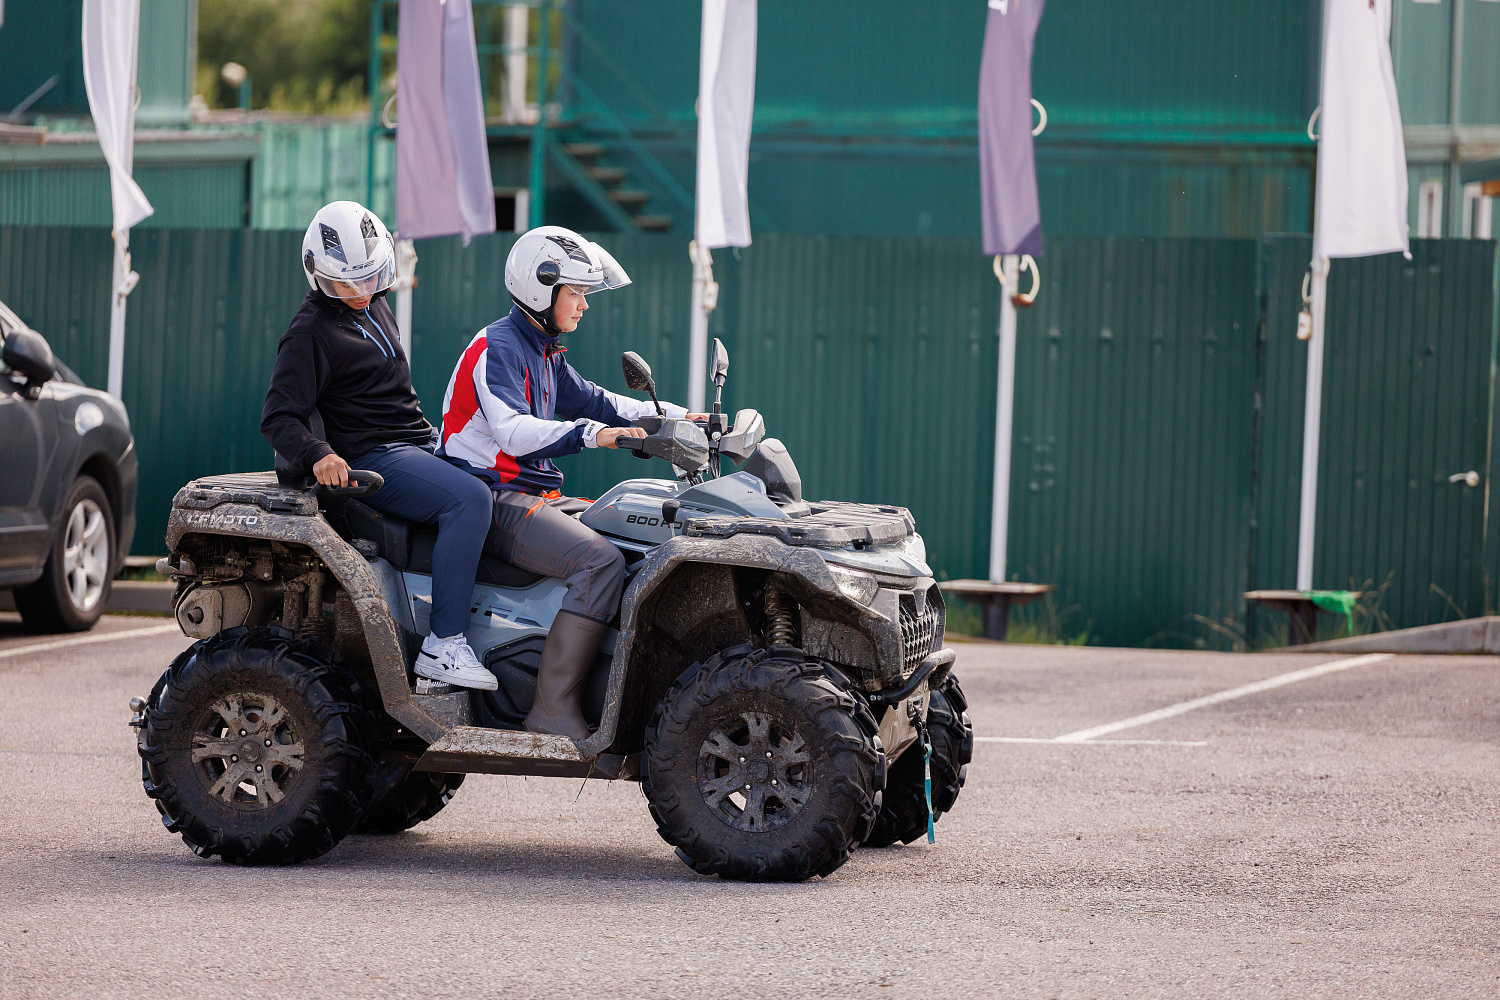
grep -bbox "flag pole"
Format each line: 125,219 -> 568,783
393,238 -> 417,358
989,254 -> 1019,583
106,233 -> 137,399
1295,255 -> 1330,591
688,241 -> 709,413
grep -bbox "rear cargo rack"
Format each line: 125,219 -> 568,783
174,472 -> 320,515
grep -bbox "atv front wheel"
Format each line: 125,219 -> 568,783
354,764 -> 465,834
137,627 -> 376,865
863,674 -> 973,847
643,645 -> 883,882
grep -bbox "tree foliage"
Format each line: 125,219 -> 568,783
197,0 -> 377,113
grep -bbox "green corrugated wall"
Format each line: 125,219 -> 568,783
0,226 -> 308,550
1251,235 -> 1499,634
1006,238 -> 1261,646
0,163 -> 248,228
1,226 -> 1495,648
567,0 -> 1321,238
0,0 -> 193,123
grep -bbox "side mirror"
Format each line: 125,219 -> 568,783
621,351 -> 655,394
710,338 -> 729,384
3,327 -> 55,394
719,408 -> 765,464
622,350 -> 665,416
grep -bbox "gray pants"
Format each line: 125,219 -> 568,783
489,492 -> 626,623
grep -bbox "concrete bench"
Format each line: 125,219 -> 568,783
938,580 -> 1056,641
1244,590 -> 1362,646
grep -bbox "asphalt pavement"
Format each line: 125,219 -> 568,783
0,615 -> 1496,999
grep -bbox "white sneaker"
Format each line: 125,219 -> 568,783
416,634 -> 497,691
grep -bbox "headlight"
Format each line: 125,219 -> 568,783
827,563 -> 878,605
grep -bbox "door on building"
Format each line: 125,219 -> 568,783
1252,237 -> 1498,629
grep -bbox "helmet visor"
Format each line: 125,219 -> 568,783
584,242 -> 632,293
313,256 -> 396,301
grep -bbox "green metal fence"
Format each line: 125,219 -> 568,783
1008,238 -> 1262,646
1251,236 -> 1500,635
0,227 -> 1494,648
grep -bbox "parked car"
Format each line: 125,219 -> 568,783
0,298 -> 136,631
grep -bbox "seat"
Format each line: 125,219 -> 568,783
340,497 -> 546,589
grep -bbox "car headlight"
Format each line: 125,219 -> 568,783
826,563 -> 878,605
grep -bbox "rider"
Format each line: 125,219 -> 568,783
261,201 -> 498,692
439,226 -> 702,741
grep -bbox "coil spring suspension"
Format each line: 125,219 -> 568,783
764,589 -> 799,647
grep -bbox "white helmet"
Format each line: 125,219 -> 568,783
302,201 -> 396,302
505,226 -> 631,332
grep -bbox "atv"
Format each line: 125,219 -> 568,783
131,342 -> 971,881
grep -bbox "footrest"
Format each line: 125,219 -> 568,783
415,725 -> 618,777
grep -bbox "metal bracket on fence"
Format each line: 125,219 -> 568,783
995,253 -> 1040,307
690,240 -> 719,313
1296,268 -> 1314,340
1031,98 -> 1047,137
1307,105 -> 1320,142
381,92 -> 398,129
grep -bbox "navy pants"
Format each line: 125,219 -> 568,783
353,443 -> 492,638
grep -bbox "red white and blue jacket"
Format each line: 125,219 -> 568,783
438,306 -> 686,494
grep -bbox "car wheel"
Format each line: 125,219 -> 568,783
14,475 -> 114,633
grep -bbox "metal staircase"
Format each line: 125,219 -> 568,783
558,141 -> 673,232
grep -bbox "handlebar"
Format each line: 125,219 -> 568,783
618,436 -> 652,459
305,470 -> 385,497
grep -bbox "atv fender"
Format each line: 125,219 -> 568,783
578,534 -> 909,759
165,497 -> 448,743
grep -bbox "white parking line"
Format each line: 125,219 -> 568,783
1052,652 -> 1394,742
975,737 -> 1207,746
0,623 -> 182,661
975,652 -> 1396,746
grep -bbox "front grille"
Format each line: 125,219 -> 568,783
899,591 -> 942,676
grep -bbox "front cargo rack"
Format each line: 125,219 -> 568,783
681,501 -> 914,547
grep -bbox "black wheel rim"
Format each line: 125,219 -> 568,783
698,711 -> 812,832
191,693 -> 306,808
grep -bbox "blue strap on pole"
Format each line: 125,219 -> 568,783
922,728 -> 935,844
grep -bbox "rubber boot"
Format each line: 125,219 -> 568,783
524,610 -> 606,743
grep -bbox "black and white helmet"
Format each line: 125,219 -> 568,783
301,201 -> 397,301
505,226 -> 631,332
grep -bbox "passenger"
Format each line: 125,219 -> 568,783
261,201 -> 498,692
438,226 -> 704,741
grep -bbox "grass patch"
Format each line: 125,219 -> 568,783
945,591 -> 1088,646
1196,573 -> 1397,652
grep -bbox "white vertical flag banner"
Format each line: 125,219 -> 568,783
1296,0 -> 1408,591
695,0 -> 756,250
688,0 -> 756,410
1313,0 -> 1408,260
396,0 -> 496,244
82,0 -> 154,234
82,0 -> 153,401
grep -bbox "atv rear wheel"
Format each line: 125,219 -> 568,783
643,645 -> 884,882
863,674 -> 973,847
137,627 -> 376,865
354,764 -> 465,834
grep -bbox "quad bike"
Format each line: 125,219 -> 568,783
131,341 -> 971,881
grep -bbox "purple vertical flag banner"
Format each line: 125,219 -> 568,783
978,0 -> 1044,257
397,0 -> 496,244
